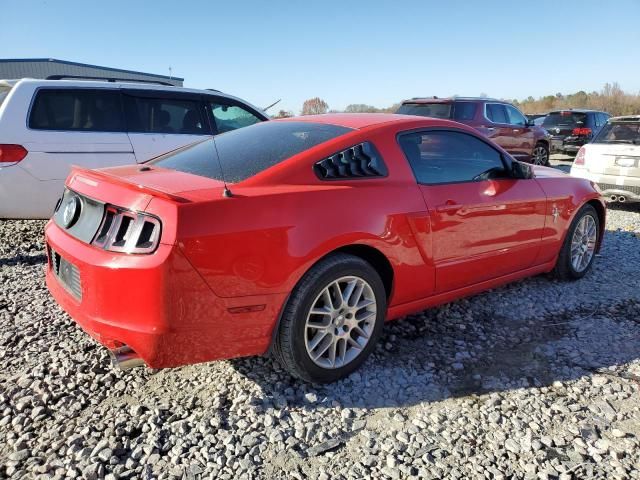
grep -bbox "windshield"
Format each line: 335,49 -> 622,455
397,103 -> 452,119
593,122 -> 640,144
150,121 -> 353,182
542,112 -> 587,127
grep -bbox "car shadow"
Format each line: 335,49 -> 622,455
230,298 -> 640,410
229,230 -> 640,410
0,253 -> 47,267
608,202 -> 640,214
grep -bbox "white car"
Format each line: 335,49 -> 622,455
0,78 -> 268,218
570,115 -> 640,204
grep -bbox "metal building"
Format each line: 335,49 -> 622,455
0,58 -> 183,86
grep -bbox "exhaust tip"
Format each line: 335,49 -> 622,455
109,345 -> 144,370
610,195 -> 618,202
619,196 -> 627,203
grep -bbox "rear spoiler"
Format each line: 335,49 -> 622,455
69,166 -> 192,203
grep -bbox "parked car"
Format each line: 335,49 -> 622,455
571,115 -> 640,203
45,114 -> 605,383
0,77 -> 269,219
542,109 -> 610,156
526,113 -> 547,127
397,97 -> 551,166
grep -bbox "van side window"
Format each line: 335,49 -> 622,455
209,103 -> 262,134
29,89 -> 125,132
124,96 -> 206,134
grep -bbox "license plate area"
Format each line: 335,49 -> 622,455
615,157 -> 638,168
49,247 -> 82,300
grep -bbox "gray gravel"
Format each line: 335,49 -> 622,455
1,203 -> 640,479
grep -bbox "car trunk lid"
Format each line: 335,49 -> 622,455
68,164 -> 227,207
583,143 -> 640,178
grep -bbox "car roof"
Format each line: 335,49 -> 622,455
6,78 -> 232,100
402,96 -> 502,104
609,115 -> 640,122
274,113 -> 463,130
3,78 -> 267,116
547,109 -> 606,114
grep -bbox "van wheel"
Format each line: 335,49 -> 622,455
532,142 -> 550,166
273,253 -> 386,383
553,204 -> 599,280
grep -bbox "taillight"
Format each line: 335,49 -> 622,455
571,127 -> 592,136
0,144 -> 28,164
92,207 -> 161,254
575,147 -> 586,165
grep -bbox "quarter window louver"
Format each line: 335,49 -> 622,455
314,142 -> 388,180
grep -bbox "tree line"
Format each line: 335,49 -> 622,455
271,83 -> 640,118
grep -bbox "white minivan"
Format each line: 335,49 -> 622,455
0,78 -> 268,218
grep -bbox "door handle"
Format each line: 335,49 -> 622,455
436,202 -> 461,213
513,129 -> 520,133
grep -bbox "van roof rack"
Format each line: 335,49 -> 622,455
45,75 -> 175,87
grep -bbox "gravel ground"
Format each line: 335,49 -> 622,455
1,202 -> 640,479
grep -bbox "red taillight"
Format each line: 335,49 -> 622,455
575,147 -> 586,165
91,206 -> 162,254
571,127 -> 592,136
0,144 -> 28,164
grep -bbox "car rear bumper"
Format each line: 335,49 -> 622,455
45,221 -> 287,368
549,136 -> 586,155
569,168 -> 640,202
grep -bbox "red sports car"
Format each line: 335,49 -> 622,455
45,114 -> 605,383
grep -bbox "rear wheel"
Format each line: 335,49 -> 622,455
532,142 -> 550,166
273,253 -> 386,383
553,204 -> 599,280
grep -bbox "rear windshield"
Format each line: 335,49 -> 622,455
593,122 -> 640,144
397,103 -> 452,119
542,112 -> 587,128
150,121 -> 353,182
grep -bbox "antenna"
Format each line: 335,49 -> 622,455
263,98 -> 282,111
210,136 -> 233,198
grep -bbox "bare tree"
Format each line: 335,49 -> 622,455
273,109 -> 294,118
344,104 -> 380,113
301,97 -> 329,115
516,82 -> 640,116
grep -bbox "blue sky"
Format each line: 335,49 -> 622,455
2,0 -> 639,113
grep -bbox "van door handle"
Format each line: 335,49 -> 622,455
436,202 -> 461,213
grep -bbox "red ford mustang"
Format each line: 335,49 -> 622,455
45,114 -> 605,383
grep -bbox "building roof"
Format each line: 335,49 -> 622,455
0,58 -> 183,82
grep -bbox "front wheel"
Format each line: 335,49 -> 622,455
553,204 -> 600,280
532,142 -> 550,166
273,253 -> 386,383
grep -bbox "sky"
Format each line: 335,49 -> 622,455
2,0 -> 640,113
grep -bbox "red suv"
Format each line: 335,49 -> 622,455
397,97 -> 552,165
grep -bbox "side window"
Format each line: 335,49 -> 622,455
485,103 -> 509,124
209,103 -> 262,134
29,89 -> 124,132
124,95 -> 205,134
453,102 -> 477,121
505,105 -> 527,126
398,130 -> 507,185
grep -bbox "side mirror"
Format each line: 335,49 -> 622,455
525,119 -> 535,127
511,160 -> 532,179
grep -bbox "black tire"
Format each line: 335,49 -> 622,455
532,142 -> 550,166
552,204 -> 599,280
273,253 -> 386,383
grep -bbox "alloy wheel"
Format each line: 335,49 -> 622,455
304,276 -> 377,369
532,146 -> 548,165
570,214 -> 597,272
